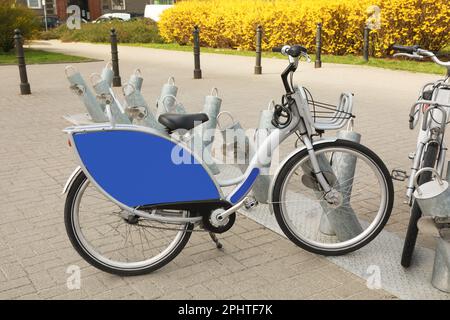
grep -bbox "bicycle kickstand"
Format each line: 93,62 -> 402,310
209,232 -> 223,249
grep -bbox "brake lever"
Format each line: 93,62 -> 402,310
393,53 -> 424,60
302,52 -> 311,63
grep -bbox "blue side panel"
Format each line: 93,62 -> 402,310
73,130 -> 220,207
229,168 -> 260,204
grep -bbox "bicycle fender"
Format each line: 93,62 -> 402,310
67,125 -> 222,208
62,166 -> 83,195
267,138 -> 337,214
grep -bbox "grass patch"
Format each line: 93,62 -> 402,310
126,42 -> 448,75
0,48 -> 94,65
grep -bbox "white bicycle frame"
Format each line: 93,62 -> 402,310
399,49 -> 450,203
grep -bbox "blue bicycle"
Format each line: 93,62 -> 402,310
63,45 -> 394,275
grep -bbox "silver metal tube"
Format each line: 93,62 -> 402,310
190,93 -> 222,175
101,64 -> 114,87
431,161 -> 450,292
66,71 -> 108,123
303,136 -> 332,193
315,131 -> 364,240
123,85 -> 165,131
157,81 -> 185,115
93,79 -> 131,124
406,142 -> 426,199
431,237 -> 450,293
251,108 -> 276,203
133,209 -> 202,224
128,70 -> 143,92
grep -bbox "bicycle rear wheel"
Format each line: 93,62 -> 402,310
64,171 -> 193,276
271,140 -> 394,255
401,142 -> 439,268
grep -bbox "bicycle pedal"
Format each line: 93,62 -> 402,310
244,197 -> 259,210
391,169 -> 409,181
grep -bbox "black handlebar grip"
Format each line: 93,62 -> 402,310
286,45 -> 308,58
392,44 -> 419,54
272,47 -> 283,53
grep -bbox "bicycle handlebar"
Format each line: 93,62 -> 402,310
273,45 -> 310,93
272,47 -> 283,53
393,44 -> 450,69
272,45 -> 307,58
392,44 -> 419,54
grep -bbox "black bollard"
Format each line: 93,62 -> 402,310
193,26 -> 202,79
363,27 -> 370,62
110,28 -> 121,87
14,29 -> 31,95
254,25 -> 262,75
315,23 -> 322,68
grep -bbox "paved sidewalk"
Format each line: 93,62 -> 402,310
1,40 -> 446,299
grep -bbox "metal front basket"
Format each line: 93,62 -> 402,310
303,87 -> 354,130
409,81 -> 450,130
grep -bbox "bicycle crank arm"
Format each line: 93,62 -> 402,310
217,197 -> 249,221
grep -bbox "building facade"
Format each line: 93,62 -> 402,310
17,0 -> 170,21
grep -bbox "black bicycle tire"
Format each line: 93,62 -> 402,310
400,142 -> 439,268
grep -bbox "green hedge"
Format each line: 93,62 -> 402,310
40,19 -> 164,44
0,1 -> 39,52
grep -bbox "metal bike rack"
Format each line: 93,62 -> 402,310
189,88 -> 222,175
315,129 -> 364,240
101,62 -> 114,88
218,111 -> 252,173
251,101 -> 277,204
157,77 -> 186,116
91,74 -> 131,124
65,66 -> 108,123
217,101 -> 280,204
122,83 -> 166,132
415,161 -> 450,293
432,235 -> 450,292
128,69 -> 143,92
431,163 -> 450,292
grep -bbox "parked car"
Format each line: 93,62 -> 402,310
41,16 -> 61,29
144,4 -> 173,22
93,13 -> 131,23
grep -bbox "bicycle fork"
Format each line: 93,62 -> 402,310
302,136 -> 334,199
406,125 -> 445,202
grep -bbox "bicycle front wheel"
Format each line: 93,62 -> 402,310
272,140 -> 394,256
64,171 -> 193,276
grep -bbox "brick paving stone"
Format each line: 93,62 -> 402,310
0,284 -> 37,300
185,284 -> 217,300
0,261 -> 27,280
28,271 -> 57,291
0,277 -> 31,292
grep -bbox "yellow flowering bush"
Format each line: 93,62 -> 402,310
158,0 -> 450,57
